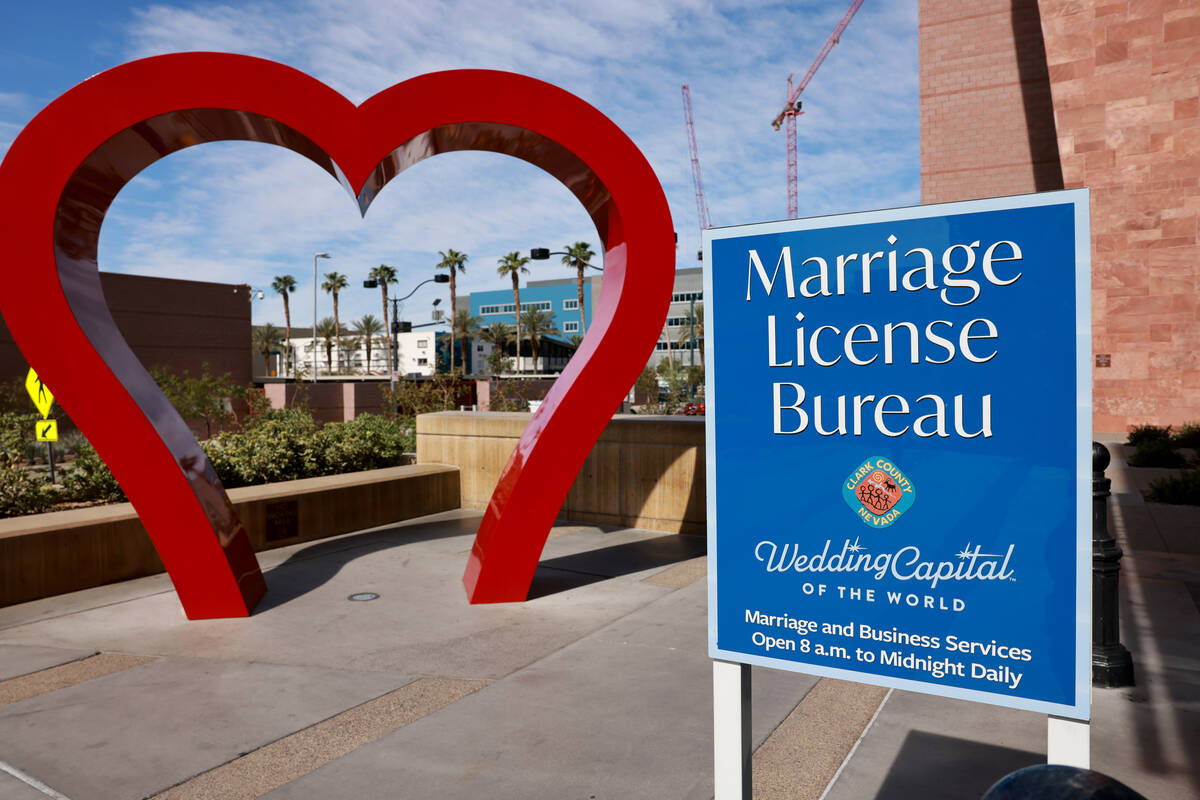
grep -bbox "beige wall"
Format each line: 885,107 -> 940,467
417,412 -> 705,535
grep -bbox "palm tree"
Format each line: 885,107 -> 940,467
519,306 -> 561,373
479,321 -> 512,347
479,322 -> 513,375
314,316 -> 338,375
496,252 -> 530,373
352,314 -> 385,373
568,333 -> 584,348
367,265 -> 398,371
252,323 -> 283,375
437,249 -> 469,370
676,302 -> 705,363
271,275 -> 297,375
453,309 -> 482,374
561,241 -> 595,333
321,271 -> 349,370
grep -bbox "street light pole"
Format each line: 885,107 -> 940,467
385,274 -> 450,391
312,252 -> 330,382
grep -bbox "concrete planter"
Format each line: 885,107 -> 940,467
0,463 -> 459,608
417,411 -> 705,535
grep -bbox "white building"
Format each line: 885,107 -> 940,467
264,330 -> 442,379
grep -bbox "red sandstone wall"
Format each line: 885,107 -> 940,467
921,0 -> 1064,203
1039,0 -> 1200,431
921,0 -> 1200,431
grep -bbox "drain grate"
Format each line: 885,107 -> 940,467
347,592 -> 380,602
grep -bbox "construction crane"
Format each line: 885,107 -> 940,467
681,83 -> 710,260
772,0 -> 864,219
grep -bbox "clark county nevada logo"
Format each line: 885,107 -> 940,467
843,456 -> 915,528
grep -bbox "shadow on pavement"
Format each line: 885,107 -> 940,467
255,515 -> 478,612
528,534 -> 706,599
871,731 -> 1040,800
256,515 -> 706,611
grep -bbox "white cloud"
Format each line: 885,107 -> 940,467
101,0 -> 918,327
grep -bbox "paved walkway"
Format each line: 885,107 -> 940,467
0,440 -> 1195,798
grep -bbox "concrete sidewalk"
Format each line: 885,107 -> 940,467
0,511 -> 818,800
0,439 -> 1195,799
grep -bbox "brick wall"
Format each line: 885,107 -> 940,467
1040,0 -> 1200,431
920,0 -> 1200,430
0,272 -> 251,389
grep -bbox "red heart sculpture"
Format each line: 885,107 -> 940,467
0,54 -> 674,618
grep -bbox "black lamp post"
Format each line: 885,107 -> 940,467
364,274 -> 449,391
1092,442 -> 1135,687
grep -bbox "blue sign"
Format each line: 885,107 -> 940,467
704,191 -> 1091,720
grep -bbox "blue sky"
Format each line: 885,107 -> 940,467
0,1 -> 918,328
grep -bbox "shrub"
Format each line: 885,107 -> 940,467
150,363 -> 272,437
316,414 -> 407,474
1127,424 -> 1172,448
200,410 -> 406,488
384,374 -> 465,418
1171,422 -> 1200,449
60,442 -> 125,503
201,407 -> 320,488
0,411 -> 53,517
1126,439 -> 1187,468
1146,469 -> 1200,505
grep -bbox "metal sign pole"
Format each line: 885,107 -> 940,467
713,660 -> 752,800
47,441 -> 55,484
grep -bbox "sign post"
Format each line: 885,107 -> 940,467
704,190 -> 1091,793
25,368 -> 57,483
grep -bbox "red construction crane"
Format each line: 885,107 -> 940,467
681,83 -> 710,259
772,0 -> 864,219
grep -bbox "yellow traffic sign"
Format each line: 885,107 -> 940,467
35,419 -> 58,442
25,368 -> 54,418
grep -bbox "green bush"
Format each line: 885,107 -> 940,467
1126,439 -> 1187,468
1127,424 -> 1172,448
316,414 -> 407,474
200,409 -> 406,488
201,407 -> 320,488
0,405 -> 412,516
1146,469 -> 1200,505
60,442 -> 125,503
0,411 -> 53,517
1171,422 -> 1200,449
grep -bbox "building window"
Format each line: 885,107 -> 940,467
477,344 -> 484,352
666,316 -> 697,327
417,358 -> 428,365
418,339 -> 428,348
563,299 -> 579,311
563,321 -> 580,333
480,300 -> 552,315
671,291 -> 702,303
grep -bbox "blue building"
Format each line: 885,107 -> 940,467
460,267 -> 704,375
463,273 -> 599,374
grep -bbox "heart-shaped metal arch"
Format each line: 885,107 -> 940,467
0,53 -> 675,619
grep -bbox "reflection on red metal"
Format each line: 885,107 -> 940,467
0,53 -> 674,616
